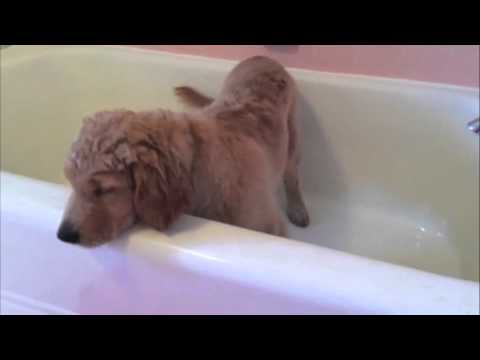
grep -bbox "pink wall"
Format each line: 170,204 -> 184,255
131,45 -> 479,88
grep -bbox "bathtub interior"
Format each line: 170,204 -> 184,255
1,45 -> 479,282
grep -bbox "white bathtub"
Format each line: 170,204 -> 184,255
1,45 -> 478,315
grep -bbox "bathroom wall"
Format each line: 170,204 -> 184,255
130,45 -> 479,88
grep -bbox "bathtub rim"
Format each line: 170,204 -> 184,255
2,45 -> 479,95
2,171 -> 479,315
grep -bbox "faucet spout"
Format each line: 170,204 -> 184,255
467,118 -> 479,134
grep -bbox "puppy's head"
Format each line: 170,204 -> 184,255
57,110 -> 192,246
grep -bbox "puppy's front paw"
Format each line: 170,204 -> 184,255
287,204 -> 310,228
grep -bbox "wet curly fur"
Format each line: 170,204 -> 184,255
58,56 -> 310,246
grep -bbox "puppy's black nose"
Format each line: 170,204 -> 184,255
57,221 -> 80,244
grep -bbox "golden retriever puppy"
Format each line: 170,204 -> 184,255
57,56 -> 309,246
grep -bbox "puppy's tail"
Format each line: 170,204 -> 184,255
174,86 -> 214,108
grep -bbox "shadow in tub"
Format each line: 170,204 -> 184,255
286,94 -> 353,249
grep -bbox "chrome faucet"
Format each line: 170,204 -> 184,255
467,118 -> 479,134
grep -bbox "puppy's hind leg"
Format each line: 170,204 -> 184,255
284,103 -> 310,228
174,86 -> 214,108
233,188 -> 288,238
264,214 -> 287,237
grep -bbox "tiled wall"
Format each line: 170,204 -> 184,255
131,45 -> 480,88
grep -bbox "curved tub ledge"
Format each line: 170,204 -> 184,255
1,172 -> 478,315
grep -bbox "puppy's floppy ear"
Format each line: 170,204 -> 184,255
131,144 -> 191,231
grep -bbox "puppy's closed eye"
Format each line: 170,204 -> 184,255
90,173 -> 125,199
93,187 -> 116,198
